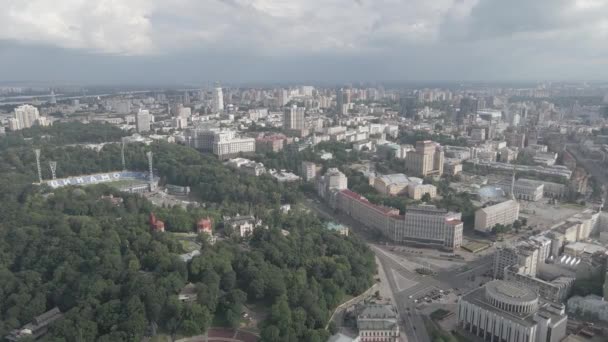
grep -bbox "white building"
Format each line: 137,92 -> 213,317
223,215 -> 261,237
135,109 -> 152,133
212,131 -> 255,159
9,104 -> 40,130
283,105 -> 305,131
213,87 -> 224,112
457,280 -> 567,342
474,200 -> 520,233
317,168 -> 348,199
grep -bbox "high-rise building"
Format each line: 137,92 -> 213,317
283,105 -> 305,131
9,104 -> 40,130
301,161 -> 319,182
457,280 -> 567,342
474,200 -> 520,233
213,87 -> 224,112
277,89 -> 289,107
405,141 -> 444,177
135,109 -> 151,133
493,243 -> 540,279
399,96 -> 417,118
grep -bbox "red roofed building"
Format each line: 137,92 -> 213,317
197,217 -> 213,234
149,213 -> 165,232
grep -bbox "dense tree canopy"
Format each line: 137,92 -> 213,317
0,124 -> 376,341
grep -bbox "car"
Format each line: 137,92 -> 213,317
408,295 -> 413,299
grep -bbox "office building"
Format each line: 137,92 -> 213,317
493,243 -> 541,279
457,280 -> 567,342
317,168 -> 348,199
499,179 -> 544,202
213,87 -> 224,112
255,134 -> 287,153
9,104 -> 40,130
212,131 -> 255,160
283,105 -> 305,131
504,266 -> 574,303
277,89 -> 289,107
186,127 -> 220,152
474,200 -> 520,233
135,109 -> 151,133
357,304 -> 400,342
335,190 -> 463,250
405,141 -> 444,177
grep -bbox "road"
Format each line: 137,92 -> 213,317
302,196 -> 495,342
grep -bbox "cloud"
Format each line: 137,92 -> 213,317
0,0 -> 607,82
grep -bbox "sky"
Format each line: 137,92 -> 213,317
1,0 -> 608,85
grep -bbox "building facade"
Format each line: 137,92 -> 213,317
475,200 -> 520,233
357,304 -> 400,342
405,140 -> 444,177
136,109 -> 151,133
457,280 -> 567,342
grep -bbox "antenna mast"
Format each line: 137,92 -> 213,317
511,164 -> 516,200
49,161 -> 57,180
146,151 -> 155,191
34,149 -> 42,183
121,141 -> 126,171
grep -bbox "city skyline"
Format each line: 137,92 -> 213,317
1,0 -> 608,84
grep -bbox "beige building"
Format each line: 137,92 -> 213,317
405,140 -> 444,177
357,304 -> 400,342
407,183 -> 437,200
500,179 -> 544,201
373,174 -> 413,196
475,200 -> 520,233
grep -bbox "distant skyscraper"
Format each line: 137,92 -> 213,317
213,86 -> 224,112
277,89 -> 289,107
136,109 -> 151,133
183,91 -> 191,105
399,96 -> 417,118
335,87 -> 343,115
50,90 -> 57,105
458,97 -> 478,124
9,104 -> 40,130
283,105 -> 305,131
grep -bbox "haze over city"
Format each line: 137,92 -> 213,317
2,2 -> 608,342
2,0 -> 608,84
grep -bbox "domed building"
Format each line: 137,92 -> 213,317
457,280 -> 567,342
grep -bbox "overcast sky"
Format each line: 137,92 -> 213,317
1,0 -> 607,84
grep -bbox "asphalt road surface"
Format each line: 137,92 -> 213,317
302,195 -> 496,342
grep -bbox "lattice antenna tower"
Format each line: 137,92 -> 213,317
34,149 -> 42,183
121,141 -> 126,171
510,163 -> 516,200
49,161 -> 57,180
146,151 -> 155,191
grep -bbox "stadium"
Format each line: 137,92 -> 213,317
43,171 -> 159,193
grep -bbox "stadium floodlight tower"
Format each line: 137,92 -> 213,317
121,141 -> 126,171
146,151 -> 156,191
34,149 -> 42,183
49,161 -> 57,180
